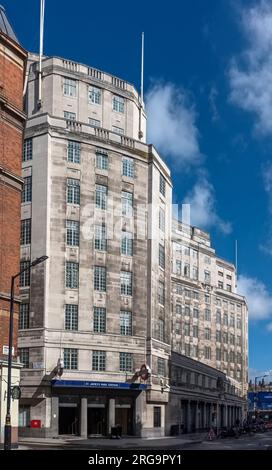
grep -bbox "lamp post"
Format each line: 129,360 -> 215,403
4,255 -> 48,451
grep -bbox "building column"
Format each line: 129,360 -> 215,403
203,402 -> 207,429
195,401 -> 199,430
80,398 -> 88,438
135,393 -> 144,436
51,396 -> 59,437
108,398 -> 115,435
187,401 -> 192,433
223,405 -> 228,428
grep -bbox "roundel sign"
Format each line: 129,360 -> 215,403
139,364 -> 150,381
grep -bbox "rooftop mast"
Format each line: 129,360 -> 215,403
38,0 -> 45,106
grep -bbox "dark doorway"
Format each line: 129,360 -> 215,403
59,405 -> 79,435
88,407 -> 106,435
115,407 -> 133,435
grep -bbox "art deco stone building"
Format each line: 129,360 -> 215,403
0,5 -> 27,445
18,54 -> 247,437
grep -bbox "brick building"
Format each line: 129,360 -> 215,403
0,5 -> 27,445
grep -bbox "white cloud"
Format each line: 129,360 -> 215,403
146,82 -> 202,168
229,1 -> 272,135
237,274 -> 272,320
184,173 -> 232,234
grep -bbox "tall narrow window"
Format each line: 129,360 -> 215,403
94,224 -> 107,251
92,351 -> 106,371
67,141 -> 81,163
121,191 -> 133,217
19,304 -> 29,329
154,407 -> 161,428
63,78 -> 76,97
20,261 -> 30,287
158,281 -> 165,305
66,220 -> 80,246
120,311 -> 132,336
22,176 -> 32,203
113,95 -> 124,113
120,352 -> 133,371
204,270 -> 211,284
96,151 -> 108,170
205,328 -> 211,340
23,138 -> 32,162
159,207 -> 165,231
67,178 -> 80,205
157,319 -> 165,342
21,219 -> 31,245
157,358 -> 165,376
159,244 -> 165,269
19,348 -> 29,368
204,346 -> 211,360
120,271 -> 132,296
89,86 -> 101,104
65,304 -> 78,330
93,307 -> 106,333
64,348 -> 78,369
121,231 -> 133,256
205,309 -> 211,321
66,262 -> 79,289
122,157 -> 134,178
95,184 -> 107,210
159,174 -> 166,196
94,266 -> 107,292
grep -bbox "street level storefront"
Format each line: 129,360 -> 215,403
19,380 -> 146,438
166,352 -> 247,435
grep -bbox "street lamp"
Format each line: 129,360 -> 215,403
4,255 -> 48,451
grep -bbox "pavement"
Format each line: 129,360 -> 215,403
17,433 -> 205,450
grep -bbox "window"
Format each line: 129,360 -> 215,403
237,353 -> 242,364
176,283 -> 182,295
205,294 -> 210,304
120,271 -> 132,296
193,308 -> 199,319
23,138 -> 32,162
154,407 -> 161,428
22,176 -> 32,203
89,118 -> 101,128
89,86 -> 101,104
66,262 -> 79,289
64,111 -> 76,120
67,141 -> 80,163
216,310 -> 221,324
113,95 -> 124,113
227,274 -> 232,280
64,348 -> 78,369
191,345 -> 198,358
185,343 -> 190,356
20,261 -> 30,287
92,350 -> 106,371
122,157 -> 134,178
93,307 -> 106,333
94,266 -> 106,292
230,334 -> 235,346
159,244 -> 165,269
65,304 -> 78,330
204,270 -> 211,284
157,358 -> 165,376
159,174 -> 166,196
158,281 -> 165,305
120,310 -> 132,336
67,178 -> 80,205
192,291 -> 199,300
21,219 -> 31,245
175,260 -> 182,275
159,207 -> 165,231
94,224 -> 107,251
218,281 -> 223,289
205,255 -> 211,264
192,266 -> 198,280
121,231 -> 133,256
157,319 -> 165,342
112,125 -> 124,135
216,330 -> 221,342
216,298 -> 222,306
175,322 -> 181,334
184,323 -> 190,336
184,306 -> 190,316
223,332 -> 228,344
205,328 -> 211,340
230,314 -> 235,327
19,406 -> 30,427
193,325 -> 199,338
192,249 -> 198,259
237,315 -> 242,329
183,263 -> 190,277
19,304 -> 29,329
63,78 -> 76,97
218,271 -> 223,277
121,191 -> 133,217
205,309 -> 211,321
229,351 -> 235,363
237,335 -> 241,346
176,304 -> 182,315
67,220 -> 80,246
19,348 -> 29,368
204,346 -> 211,360
223,313 -> 228,326
96,151 -> 108,170
226,284 -> 232,292
120,352 -> 133,372
216,349 -> 221,361
223,350 -> 228,362
95,184 -> 107,210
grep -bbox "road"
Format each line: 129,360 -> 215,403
182,431 -> 272,450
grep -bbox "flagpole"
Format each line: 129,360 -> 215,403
38,0 -> 45,106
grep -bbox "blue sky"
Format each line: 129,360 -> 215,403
4,0 -> 272,378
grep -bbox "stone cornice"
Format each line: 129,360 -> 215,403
0,165 -> 24,191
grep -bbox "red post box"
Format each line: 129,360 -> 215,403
30,419 -> 41,428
